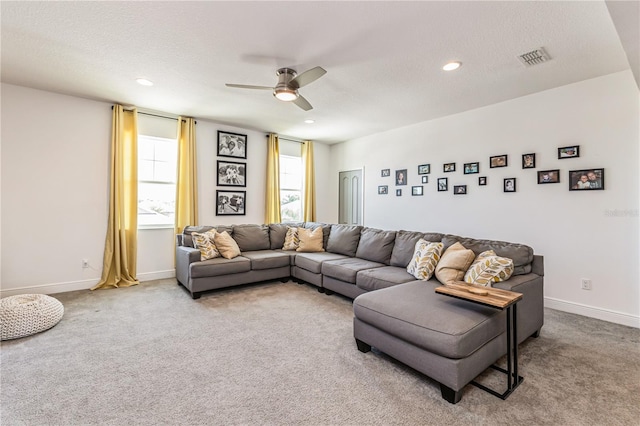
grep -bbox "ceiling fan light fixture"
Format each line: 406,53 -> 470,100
442,61 -> 461,71
304,119 -> 315,124
273,88 -> 298,102
136,78 -> 154,86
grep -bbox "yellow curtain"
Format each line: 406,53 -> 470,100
301,140 -> 316,222
92,105 -> 139,290
175,117 -> 198,235
265,133 -> 281,223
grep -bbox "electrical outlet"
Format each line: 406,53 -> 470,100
82,259 -> 89,269
581,278 -> 592,290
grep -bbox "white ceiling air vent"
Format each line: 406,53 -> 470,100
518,47 -> 551,67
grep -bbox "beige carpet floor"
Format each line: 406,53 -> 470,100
1,279 -> 639,425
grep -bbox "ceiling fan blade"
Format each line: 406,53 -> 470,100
225,84 -> 273,90
293,95 -> 313,111
290,66 -> 327,88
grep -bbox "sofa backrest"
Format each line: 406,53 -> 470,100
181,225 -> 233,248
441,234 -> 534,275
390,230 -> 444,267
232,224 -> 270,251
355,228 -> 396,265
268,222 -> 303,249
326,224 -> 363,257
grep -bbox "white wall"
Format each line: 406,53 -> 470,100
329,71 -> 640,327
0,83 -> 333,296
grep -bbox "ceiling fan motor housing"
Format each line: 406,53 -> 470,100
273,68 -> 299,101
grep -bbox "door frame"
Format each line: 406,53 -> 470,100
338,167 -> 365,225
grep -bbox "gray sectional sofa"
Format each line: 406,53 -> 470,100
175,222 -> 544,403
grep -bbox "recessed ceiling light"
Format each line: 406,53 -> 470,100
136,78 -> 154,86
304,119 -> 315,124
442,61 -> 461,71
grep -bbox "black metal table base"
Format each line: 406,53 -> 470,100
471,304 -> 523,400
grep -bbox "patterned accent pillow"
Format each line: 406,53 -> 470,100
282,226 -> 300,251
464,250 -> 514,287
406,239 -> 444,280
214,231 -> 241,259
296,227 -> 325,252
191,229 -> 220,261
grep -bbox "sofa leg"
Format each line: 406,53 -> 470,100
440,384 -> 462,404
296,280 -> 305,285
531,329 -> 541,338
191,292 -> 202,300
280,278 -> 289,283
324,289 -> 334,296
317,287 -> 325,293
355,339 -> 371,353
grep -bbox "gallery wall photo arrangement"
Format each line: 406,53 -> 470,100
490,155 -> 508,168
569,168 -> 604,190
216,190 -> 246,216
558,145 -> 579,159
537,169 -> 560,184
217,160 -> 246,187
218,130 -> 247,159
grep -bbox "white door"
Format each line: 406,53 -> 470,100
338,169 -> 363,225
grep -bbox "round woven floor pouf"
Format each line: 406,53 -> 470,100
1,294 -> 64,340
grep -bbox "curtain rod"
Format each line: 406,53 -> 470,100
265,134 -> 304,144
111,106 -> 195,123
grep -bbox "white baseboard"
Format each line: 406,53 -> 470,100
0,270 -> 176,298
545,297 -> 640,328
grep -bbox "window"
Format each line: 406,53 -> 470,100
280,155 -> 302,221
138,135 -> 177,228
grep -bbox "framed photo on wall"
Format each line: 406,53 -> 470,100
381,169 -> 391,177
443,163 -> 456,173
537,169 -> 560,184
217,160 -> 246,187
437,177 -> 448,192
522,153 -> 536,169
569,168 -> 604,190
558,145 -> 579,159
504,178 -> 516,192
411,186 -> 423,196
454,185 -> 467,195
479,176 -> 487,186
490,155 -> 508,168
418,164 -> 430,174
463,162 -> 479,174
216,190 -> 246,216
217,131 -> 247,159
395,169 -> 408,186
378,185 -> 388,194
396,189 -> 402,196
422,176 -> 428,184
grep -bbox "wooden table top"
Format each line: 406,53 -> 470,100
435,282 -> 522,309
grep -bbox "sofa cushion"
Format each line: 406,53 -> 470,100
190,256 -> 251,278
282,226 -> 300,251
269,222 -> 303,249
355,228 -> 396,264
406,239 -> 444,280
356,266 -> 416,292
442,234 -> 533,275
214,231 -> 241,259
297,227 -> 325,252
322,258 -> 385,284
464,250 -> 514,286
302,222 -> 332,248
240,251 -> 291,270
353,280 -> 505,359
326,224 -> 363,257
232,224 -> 270,252
273,249 -> 297,265
191,229 -> 220,261
435,242 -> 475,285
294,252 -> 349,274
390,231 -> 444,267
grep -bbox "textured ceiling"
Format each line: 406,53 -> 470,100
1,1 -> 633,144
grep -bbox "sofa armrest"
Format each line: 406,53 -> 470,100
176,246 -> 200,286
531,255 -> 544,276
176,234 -> 184,246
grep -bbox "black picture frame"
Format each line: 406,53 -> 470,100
396,189 -> 402,196
418,164 -> 430,175
463,162 -> 479,174
569,168 -> 604,191
381,169 -> 390,177
378,185 -> 388,194
537,169 -> 560,184
522,153 -> 536,169
421,176 -> 428,184
217,131 -> 247,159
504,178 -> 516,192
217,160 -> 246,187
395,169 -> 408,186
443,163 -> 456,173
478,176 -> 487,186
558,145 -> 580,159
490,155 -> 508,168
411,186 -> 423,196
437,177 -> 448,192
454,185 -> 467,195
216,190 -> 246,216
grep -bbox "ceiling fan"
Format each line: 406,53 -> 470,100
226,66 -> 327,111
